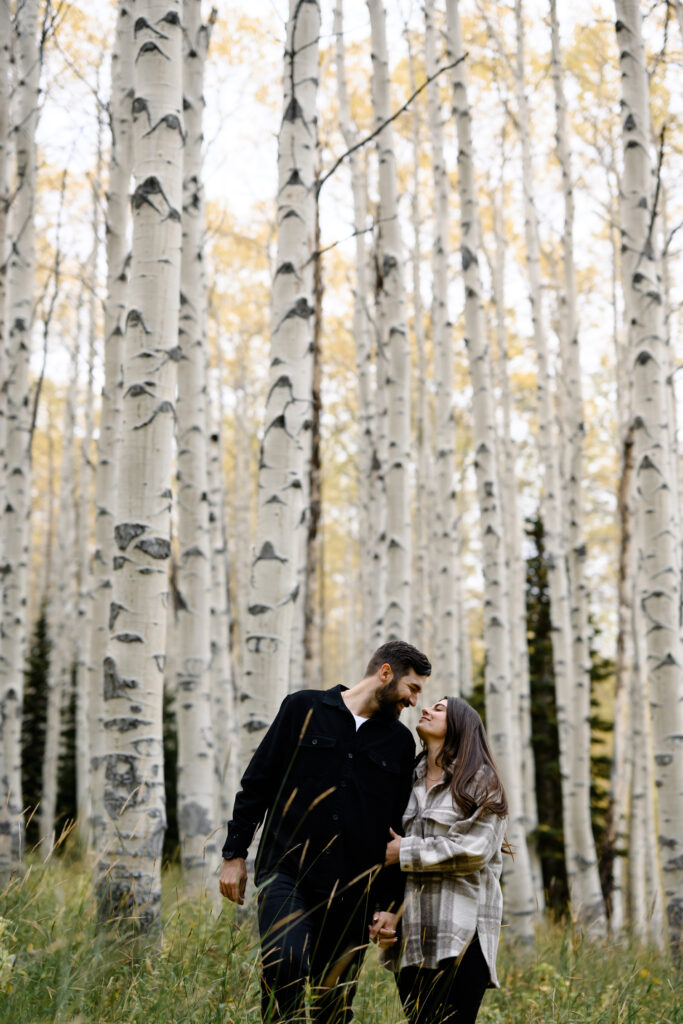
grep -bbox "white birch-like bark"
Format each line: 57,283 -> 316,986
513,0 -> 606,935
41,340 -> 79,846
89,0 -> 133,851
426,1 -> 458,694
614,0 -> 683,949
406,46 -> 430,658
630,583 -> 666,947
367,0 -> 411,641
549,0 -> 602,929
75,130 -> 102,843
447,0 -> 535,940
207,362 -> 239,827
94,1 -> 184,931
0,0 -> 10,534
0,0 -> 40,872
239,0 -> 320,762
232,372 -> 251,680
487,185 -> 544,911
334,0 -> 377,649
174,0 -> 216,893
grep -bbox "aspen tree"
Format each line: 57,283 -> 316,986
614,0 -> 683,950
76,126 -> 103,842
90,0 -> 133,851
367,0 -> 411,641
334,0 -> 376,642
94,0 -> 184,931
512,0 -> 606,935
486,184 -> 544,910
406,34 -> 432,662
0,0 -> 9,530
41,341 -> 79,846
174,0 -> 216,894
446,0 -> 535,940
206,364 -> 238,826
549,0 -> 601,929
239,0 -> 321,761
425,1 -> 458,695
0,0 -> 41,872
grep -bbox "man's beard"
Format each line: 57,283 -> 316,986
374,678 -> 406,721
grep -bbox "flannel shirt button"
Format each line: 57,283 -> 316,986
312,739 -> 317,745
348,753 -> 353,759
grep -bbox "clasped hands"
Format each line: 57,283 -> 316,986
368,828 -> 403,949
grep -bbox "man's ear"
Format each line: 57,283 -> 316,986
379,662 -> 393,683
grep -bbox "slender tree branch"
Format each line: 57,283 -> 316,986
317,55 -> 466,195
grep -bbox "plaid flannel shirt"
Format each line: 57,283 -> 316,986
387,760 -> 506,987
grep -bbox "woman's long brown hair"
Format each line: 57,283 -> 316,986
419,696 -> 509,819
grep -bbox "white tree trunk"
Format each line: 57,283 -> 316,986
0,0 -> 40,872
614,0 -> 683,949
426,0 -> 458,695
404,26 -> 431,663
75,127 -> 102,843
487,185 -> 544,911
239,0 -> 320,763
514,0 -> 606,935
42,340 -> 79,847
447,0 -> 535,941
367,0 -> 411,641
549,0 -> 602,931
89,0 -> 133,852
206,361 -> 239,829
94,0 -> 184,932
174,0 -> 216,894
334,1 -> 376,651
0,0 -> 10,537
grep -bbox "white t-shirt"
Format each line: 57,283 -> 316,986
352,712 -> 369,731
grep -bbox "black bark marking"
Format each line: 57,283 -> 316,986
133,400 -> 175,431
135,537 -> 171,559
178,801 -> 212,838
137,40 -> 171,61
109,602 -> 126,629
104,716 -> 152,732
114,632 -> 144,644
115,522 -> 147,551
126,309 -> 151,333
103,656 -> 139,700
255,541 -> 287,563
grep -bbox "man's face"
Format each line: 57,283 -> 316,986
375,666 -> 427,720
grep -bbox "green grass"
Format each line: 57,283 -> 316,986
0,858 -> 678,1023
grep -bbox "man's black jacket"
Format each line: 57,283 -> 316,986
222,685 -> 416,911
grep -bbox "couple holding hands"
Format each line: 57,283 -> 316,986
220,640 -> 508,1024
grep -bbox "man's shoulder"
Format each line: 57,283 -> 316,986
282,685 -> 343,709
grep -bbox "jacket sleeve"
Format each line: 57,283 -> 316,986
373,732 -> 416,912
221,693 -> 299,860
399,806 -> 506,875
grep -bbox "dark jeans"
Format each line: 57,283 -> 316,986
397,932 -> 491,1024
257,873 -> 372,1024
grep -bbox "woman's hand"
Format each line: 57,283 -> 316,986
384,827 -> 402,866
369,910 -> 399,948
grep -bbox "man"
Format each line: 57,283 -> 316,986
219,640 -> 432,1024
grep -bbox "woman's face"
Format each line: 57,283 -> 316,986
417,699 -> 448,742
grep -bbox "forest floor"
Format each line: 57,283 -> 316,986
0,857 -> 678,1023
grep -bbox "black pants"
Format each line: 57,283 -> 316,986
257,873 -> 372,1024
397,933 -> 491,1024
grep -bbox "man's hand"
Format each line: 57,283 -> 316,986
384,827 -> 401,866
369,910 -> 399,948
219,857 -> 247,904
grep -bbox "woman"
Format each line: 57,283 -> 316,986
380,696 -> 509,1024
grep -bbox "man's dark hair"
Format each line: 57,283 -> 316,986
364,640 -> 431,680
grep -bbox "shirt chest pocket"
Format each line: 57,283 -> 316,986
296,735 -> 338,782
365,749 -> 401,796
